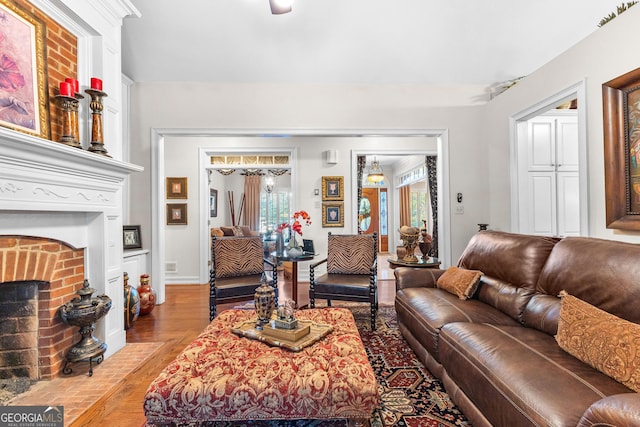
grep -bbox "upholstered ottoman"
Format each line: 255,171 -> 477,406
144,308 -> 379,426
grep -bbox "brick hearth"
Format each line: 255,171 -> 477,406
0,236 -> 85,380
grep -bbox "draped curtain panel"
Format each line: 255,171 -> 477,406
244,175 -> 261,231
356,156 -> 367,234
399,186 -> 411,228
426,156 -> 438,258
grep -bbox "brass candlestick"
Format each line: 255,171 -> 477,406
85,88 -> 110,157
55,94 -> 81,148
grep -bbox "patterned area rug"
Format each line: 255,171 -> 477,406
182,305 -> 470,427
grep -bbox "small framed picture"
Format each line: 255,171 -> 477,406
321,176 -> 344,201
322,202 -> 344,227
167,203 -> 188,225
166,177 -> 188,199
123,225 -> 142,250
210,189 -> 218,217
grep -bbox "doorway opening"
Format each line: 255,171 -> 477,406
510,81 -> 589,237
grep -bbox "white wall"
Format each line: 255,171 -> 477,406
483,6 -> 640,243
160,135 -> 441,283
129,84 -> 488,290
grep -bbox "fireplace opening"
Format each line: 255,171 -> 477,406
0,280 -> 43,379
0,236 -> 86,385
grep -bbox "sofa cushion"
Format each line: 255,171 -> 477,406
556,292 -> 640,393
439,322 -> 631,427
220,226 -> 236,236
436,266 -> 482,300
458,231 -> 558,322
395,287 -> 519,363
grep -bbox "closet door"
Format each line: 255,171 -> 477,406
521,113 -> 579,237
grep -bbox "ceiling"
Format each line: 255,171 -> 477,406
121,0 -> 624,102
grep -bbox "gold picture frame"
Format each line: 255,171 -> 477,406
167,203 -> 188,225
321,176 -> 344,201
322,202 -> 344,227
0,0 -> 50,139
603,67 -> 640,230
166,177 -> 188,199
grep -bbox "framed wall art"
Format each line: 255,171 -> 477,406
322,202 -> 344,227
166,177 -> 188,199
321,176 -> 344,201
210,188 -> 218,217
603,67 -> 640,230
167,203 -> 188,225
123,225 -> 142,250
0,0 -> 50,139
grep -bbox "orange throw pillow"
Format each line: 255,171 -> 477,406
556,291 -> 640,392
436,266 -> 483,300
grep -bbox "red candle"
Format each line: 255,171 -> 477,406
65,78 -> 79,94
59,81 -> 73,97
90,77 -> 102,91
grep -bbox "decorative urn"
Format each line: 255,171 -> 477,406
254,273 -> 275,329
399,225 -> 421,262
137,273 -> 156,316
59,279 -> 112,376
123,272 -> 140,329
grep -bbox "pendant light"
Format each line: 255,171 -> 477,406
366,157 -> 384,183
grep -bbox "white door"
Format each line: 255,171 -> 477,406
520,112 -> 580,237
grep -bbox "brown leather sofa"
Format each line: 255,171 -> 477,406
394,230 -> 640,427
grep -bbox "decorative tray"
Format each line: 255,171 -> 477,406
230,319 -> 333,352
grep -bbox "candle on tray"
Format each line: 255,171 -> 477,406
59,81 -> 73,97
65,78 -> 79,94
90,78 -> 102,91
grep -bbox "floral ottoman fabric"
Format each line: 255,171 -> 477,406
144,308 -> 379,425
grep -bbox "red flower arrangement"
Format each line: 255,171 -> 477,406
277,210 -> 312,236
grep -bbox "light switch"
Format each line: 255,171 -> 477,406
455,205 -> 464,214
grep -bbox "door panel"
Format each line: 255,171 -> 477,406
361,188 -> 380,250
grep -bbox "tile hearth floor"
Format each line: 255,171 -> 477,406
6,342 -> 163,426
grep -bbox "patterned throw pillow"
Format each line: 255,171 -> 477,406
327,235 -> 375,275
436,266 -> 483,300
214,237 -> 263,278
556,291 -> 640,392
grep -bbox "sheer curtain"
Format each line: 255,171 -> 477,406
244,175 -> 261,230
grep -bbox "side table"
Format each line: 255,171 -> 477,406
271,250 -> 315,307
387,255 -> 441,269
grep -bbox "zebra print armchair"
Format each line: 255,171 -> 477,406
309,232 -> 378,330
210,235 -> 277,320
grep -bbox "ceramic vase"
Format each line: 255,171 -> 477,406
137,273 -> 156,316
254,273 -> 275,329
123,272 -> 140,329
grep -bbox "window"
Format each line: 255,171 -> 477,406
260,191 -> 290,232
410,190 -> 430,229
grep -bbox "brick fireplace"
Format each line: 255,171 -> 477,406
0,129 -> 141,383
0,236 -> 85,380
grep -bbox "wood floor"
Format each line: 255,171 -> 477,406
70,256 -> 398,426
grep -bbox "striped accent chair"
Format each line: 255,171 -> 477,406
210,235 -> 277,320
309,232 -> 378,330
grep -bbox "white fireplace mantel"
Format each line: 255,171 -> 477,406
0,128 -> 143,359
0,128 -> 142,210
